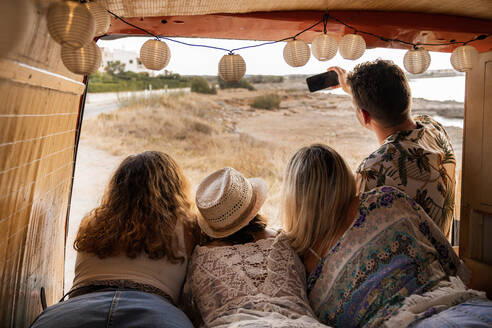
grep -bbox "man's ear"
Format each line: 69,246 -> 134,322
360,109 -> 371,125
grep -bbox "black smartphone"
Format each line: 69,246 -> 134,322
306,71 -> 339,92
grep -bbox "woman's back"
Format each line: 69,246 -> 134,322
71,220 -> 188,303
186,233 -> 325,327
31,151 -> 196,328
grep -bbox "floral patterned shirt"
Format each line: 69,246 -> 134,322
307,187 -> 471,328
356,115 -> 456,238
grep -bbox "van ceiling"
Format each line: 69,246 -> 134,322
101,1 -> 492,53
100,0 -> 492,20
105,10 -> 492,53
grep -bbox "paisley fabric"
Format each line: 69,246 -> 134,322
307,187 -> 478,328
356,115 -> 456,238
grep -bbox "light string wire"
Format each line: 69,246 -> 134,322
106,10 -> 491,53
327,13 -> 491,48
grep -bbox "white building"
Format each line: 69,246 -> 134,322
99,47 -> 154,75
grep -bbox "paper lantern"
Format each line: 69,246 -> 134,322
85,1 -> 110,36
450,45 -> 478,72
339,34 -> 366,60
218,54 -> 246,82
283,40 -> 310,67
61,40 -> 101,75
403,48 -> 431,74
311,34 -> 338,61
47,1 -> 96,48
0,0 -> 34,57
140,39 -> 171,70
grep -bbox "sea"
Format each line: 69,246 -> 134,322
323,76 -> 465,128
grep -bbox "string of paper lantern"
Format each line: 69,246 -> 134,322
450,45 -> 479,72
45,3 -> 491,78
46,1 -> 111,75
47,1 -> 95,49
339,34 -> 366,60
283,40 -> 311,67
311,15 -> 338,62
311,34 -> 338,61
61,40 -> 101,74
326,14 -> 489,73
85,1 -> 111,36
219,54 -> 246,82
140,39 -> 171,70
403,47 -> 431,74
108,10 -> 489,79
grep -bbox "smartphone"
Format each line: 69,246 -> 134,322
306,71 -> 339,92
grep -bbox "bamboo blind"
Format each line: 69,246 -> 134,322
101,0 -> 492,20
0,7 -> 85,327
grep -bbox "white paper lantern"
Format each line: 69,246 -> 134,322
218,54 -> 246,82
311,34 -> 338,61
450,45 -> 478,72
85,1 -> 111,36
47,1 -> 96,49
339,34 -> 366,60
0,0 -> 34,57
283,40 -> 310,67
403,48 -> 431,74
61,40 -> 101,75
140,40 -> 171,70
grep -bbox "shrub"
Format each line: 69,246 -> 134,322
87,71 -> 190,93
218,77 -> 255,90
191,77 -> 217,94
190,121 -> 214,135
251,94 -> 281,110
247,75 -> 284,84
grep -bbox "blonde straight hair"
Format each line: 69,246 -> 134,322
281,144 -> 356,256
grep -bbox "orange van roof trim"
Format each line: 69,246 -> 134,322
106,11 -> 492,53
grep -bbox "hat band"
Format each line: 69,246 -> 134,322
212,188 -> 257,233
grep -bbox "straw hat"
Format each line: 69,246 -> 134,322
196,167 -> 267,238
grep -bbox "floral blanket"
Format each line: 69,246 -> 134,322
307,186 -> 477,328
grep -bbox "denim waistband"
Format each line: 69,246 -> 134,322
66,281 -> 175,306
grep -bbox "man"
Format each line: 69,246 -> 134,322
331,60 -> 456,238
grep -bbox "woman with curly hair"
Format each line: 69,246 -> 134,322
31,151 -> 196,328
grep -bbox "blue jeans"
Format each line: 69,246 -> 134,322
30,290 -> 194,328
412,298 -> 492,328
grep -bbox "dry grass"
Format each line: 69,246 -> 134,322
82,92 -> 288,223
82,89 -> 464,227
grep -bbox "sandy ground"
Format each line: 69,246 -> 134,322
64,88 -> 464,292
237,106 -> 377,170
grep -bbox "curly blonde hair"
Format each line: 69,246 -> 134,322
74,151 -> 195,263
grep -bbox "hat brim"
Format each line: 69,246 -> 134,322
197,177 -> 268,239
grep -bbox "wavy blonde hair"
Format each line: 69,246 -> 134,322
281,144 -> 356,256
74,151 -> 195,263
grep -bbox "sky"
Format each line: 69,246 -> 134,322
98,36 -> 466,102
98,36 -> 458,76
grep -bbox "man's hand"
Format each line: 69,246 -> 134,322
328,66 -> 352,96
